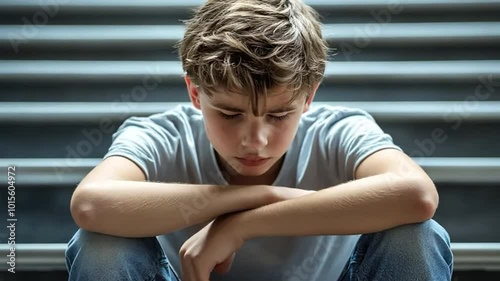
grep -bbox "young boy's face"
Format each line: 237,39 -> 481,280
186,76 -> 315,185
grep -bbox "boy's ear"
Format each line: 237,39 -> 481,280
302,83 -> 319,113
185,75 -> 201,110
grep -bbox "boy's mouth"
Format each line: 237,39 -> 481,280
238,156 -> 268,161
236,157 -> 270,166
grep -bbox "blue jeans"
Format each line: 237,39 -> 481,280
65,219 -> 453,281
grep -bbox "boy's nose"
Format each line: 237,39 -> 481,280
240,122 -> 268,149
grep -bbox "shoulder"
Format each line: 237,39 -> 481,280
118,104 -> 203,134
300,104 -> 375,130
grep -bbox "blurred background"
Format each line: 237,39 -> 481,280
0,0 -> 499,280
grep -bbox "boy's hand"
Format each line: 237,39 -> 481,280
178,186 -> 314,280
179,214 -> 244,281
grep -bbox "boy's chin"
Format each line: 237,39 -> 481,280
229,164 -> 270,176
224,166 -> 275,185
225,160 -> 274,176
233,169 -> 268,177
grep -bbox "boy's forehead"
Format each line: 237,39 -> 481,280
206,88 -> 301,114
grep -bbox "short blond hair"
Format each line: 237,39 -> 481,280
178,0 -> 328,115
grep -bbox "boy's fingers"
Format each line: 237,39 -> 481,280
213,253 -> 235,274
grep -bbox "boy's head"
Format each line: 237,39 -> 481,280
178,0 -> 328,183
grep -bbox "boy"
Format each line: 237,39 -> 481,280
65,0 -> 453,280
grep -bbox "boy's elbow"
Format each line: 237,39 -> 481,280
417,195 -> 438,222
70,185 -> 100,231
413,178 -> 439,221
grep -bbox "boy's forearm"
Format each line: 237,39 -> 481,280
70,180 -> 275,237
229,173 -> 437,240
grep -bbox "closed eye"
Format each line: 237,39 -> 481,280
219,113 -> 240,120
219,112 -> 292,122
269,114 -> 291,121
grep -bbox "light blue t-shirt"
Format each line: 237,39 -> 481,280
104,104 -> 401,281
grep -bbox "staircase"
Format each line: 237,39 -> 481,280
1,0 -> 500,280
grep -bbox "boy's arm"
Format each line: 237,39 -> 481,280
226,149 -> 439,239
70,157 -> 311,237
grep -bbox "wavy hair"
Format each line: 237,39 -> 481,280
177,0 -> 328,115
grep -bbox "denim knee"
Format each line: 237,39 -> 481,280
387,220 -> 450,255
65,228 -> 171,281
376,220 -> 452,263
348,219 -> 454,281
383,219 -> 450,241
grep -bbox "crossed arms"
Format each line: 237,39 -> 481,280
71,148 -> 437,238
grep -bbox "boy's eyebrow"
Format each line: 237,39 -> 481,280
212,103 -> 297,113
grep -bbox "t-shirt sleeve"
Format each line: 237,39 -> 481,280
103,115 -> 179,182
323,109 -> 402,183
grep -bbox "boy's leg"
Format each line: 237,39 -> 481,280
65,228 -> 180,281
337,219 -> 453,281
